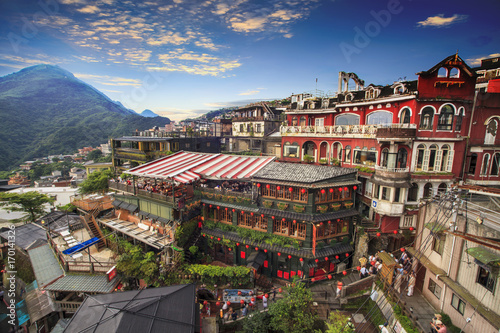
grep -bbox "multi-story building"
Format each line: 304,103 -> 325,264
279,54 -> 477,251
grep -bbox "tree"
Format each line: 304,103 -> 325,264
242,310 -> 271,333
115,240 -> 159,286
86,149 -> 103,161
266,281 -> 318,333
0,191 -> 55,223
324,311 -> 355,333
78,169 -> 113,194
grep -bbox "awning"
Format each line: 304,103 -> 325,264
466,247 -> 500,268
139,211 -> 161,220
112,200 -> 138,213
425,222 -> 446,234
173,170 -> 201,184
247,251 -> 267,270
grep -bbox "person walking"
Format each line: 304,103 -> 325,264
407,271 -> 416,296
262,294 -> 268,310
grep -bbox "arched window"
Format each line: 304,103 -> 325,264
381,148 -> 389,167
485,119 -> 498,145
449,68 -> 459,78
344,145 -> 351,162
441,145 -> 450,172
367,111 -> 392,125
335,114 -> 359,125
481,154 -> 490,175
428,145 -> 438,171
491,153 -> 500,176
420,107 -> 434,130
416,144 -> 426,171
292,116 -> 298,126
394,85 -> 404,95
345,93 -> 354,102
468,153 -> 477,174
438,67 -> 447,77
438,105 -> 454,130
423,183 -> 433,198
332,142 -> 343,161
438,183 -> 447,194
300,116 -> 306,127
408,183 -> 419,201
455,108 -> 464,132
397,148 -> 408,168
400,107 -> 411,124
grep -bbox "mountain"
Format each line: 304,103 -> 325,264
140,109 -> 159,117
0,64 -> 170,171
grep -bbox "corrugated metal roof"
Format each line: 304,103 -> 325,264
125,151 -> 275,183
0,223 -> 47,251
27,244 -> 64,288
44,274 -> 119,293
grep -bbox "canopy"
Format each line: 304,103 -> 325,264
466,247 -> 500,267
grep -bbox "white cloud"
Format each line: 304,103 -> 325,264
77,5 -> 101,14
74,73 -> 142,86
239,88 -> 264,96
466,53 -> 500,66
417,14 -> 468,28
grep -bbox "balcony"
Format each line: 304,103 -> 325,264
372,199 -> 405,216
113,147 -> 149,162
281,124 -> 377,138
376,124 -> 416,140
375,166 -> 409,173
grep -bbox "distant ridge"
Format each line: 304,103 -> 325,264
140,109 -> 159,117
0,64 -> 170,171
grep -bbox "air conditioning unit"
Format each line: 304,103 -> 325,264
336,262 -> 346,274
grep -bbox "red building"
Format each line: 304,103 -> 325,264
280,54 -> 479,251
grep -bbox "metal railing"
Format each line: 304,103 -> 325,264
281,123 -> 416,137
375,165 -> 410,173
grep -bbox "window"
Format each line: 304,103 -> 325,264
353,149 -> 377,166
344,145 -> 351,162
381,148 -> 389,168
185,143 -> 190,148
485,119 -> 498,145
451,294 -> 466,315
394,85 -> 404,95
441,145 -> 450,172
416,144 -> 426,171
283,142 -> 299,158
397,148 -> 408,168
394,188 -> 401,202
437,67 -> 447,77
438,105 -> 454,130
491,153 -> 500,176
428,279 -> 442,299
239,124 -> 244,132
449,67 -> 460,78
292,116 -> 298,126
256,124 -> 262,133
477,266 -> 495,292
420,107 -> 434,130
335,114 -> 359,125
381,187 -> 390,201
300,116 -> 306,127
400,107 -> 411,124
367,111 -> 392,125
428,145 -> 438,171
455,108 -> 464,131
438,183 -> 447,194
408,183 -> 418,201
315,118 -> 324,127
468,153 -> 478,174
247,124 -> 252,132
481,154 -> 490,175
432,233 -> 445,255
424,183 -> 433,199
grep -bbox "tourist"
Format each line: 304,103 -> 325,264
407,271 -> 416,297
431,320 -> 447,333
379,322 -> 389,333
262,294 -> 268,310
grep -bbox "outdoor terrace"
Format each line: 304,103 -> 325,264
280,123 -> 416,138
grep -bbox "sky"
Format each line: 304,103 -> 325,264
0,0 -> 499,122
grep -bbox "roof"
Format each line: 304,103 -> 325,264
25,284 -> 57,323
27,244 -> 64,288
252,162 -> 357,185
34,211 -> 83,234
115,136 -> 174,142
417,54 -> 475,77
0,223 -> 47,251
126,151 -> 275,183
113,199 -> 139,213
44,274 -> 119,293
63,284 -> 198,333
465,247 -> 500,267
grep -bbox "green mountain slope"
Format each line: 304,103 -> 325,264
0,64 -> 170,171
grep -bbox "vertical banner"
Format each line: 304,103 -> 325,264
312,224 -> 316,256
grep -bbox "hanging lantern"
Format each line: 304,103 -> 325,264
328,220 -> 331,224
272,216 -> 275,219
328,274 -> 332,280
216,301 -> 220,307
337,219 -> 341,222
238,291 -> 242,296
261,214 -> 265,218
376,232 -> 381,237
409,227 -> 414,231
315,258 -> 319,263
201,216 -> 205,221
345,253 -> 349,257
251,298 -> 255,302
227,301 -> 231,306
299,258 -> 303,262
342,270 -> 347,276
293,220 -> 296,223
321,189 -> 325,194
210,236 -> 213,239
202,234 -> 206,237
266,184 -> 270,189
228,248 -> 232,251
245,245 -> 249,248
344,187 -> 348,191
264,249 -> 267,253
357,266 -> 361,271
335,255 -> 339,260
265,293 -> 269,298
278,288 -> 282,293
329,188 -> 334,193
255,247 -> 259,251
393,230 -> 398,234
353,186 -> 358,190
257,183 -> 261,188
203,203 -> 205,206
204,300 -> 208,305
217,238 -> 221,241
277,186 -> 281,191
232,209 -> 235,212
225,207 -> 228,211
278,252 -> 281,256
236,243 -> 240,246
301,189 -> 306,194
400,248 -> 405,252
209,204 -> 212,208
311,278 -> 316,282
241,211 -> 245,214
288,255 -> 292,259
282,218 -> 286,221
339,187 -> 343,192
217,206 -> 220,210
240,299 -> 245,304
325,257 -> 328,261
250,212 -> 254,216
320,222 -> 324,225
289,187 -> 293,192
371,261 -> 375,266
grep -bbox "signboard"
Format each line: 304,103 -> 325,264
107,266 -> 117,282
222,289 -> 254,304
372,200 -> 377,208
16,299 -> 30,326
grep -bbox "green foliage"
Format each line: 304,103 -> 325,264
27,160 -> 77,180
175,218 -> 198,248
0,191 -> 55,223
115,239 -> 159,286
267,281 -> 318,333
324,311 -> 355,333
186,264 -> 252,287
242,310 -> 271,333
57,203 -> 77,213
78,169 -> 113,194
303,155 -> 314,163
354,166 -> 375,173
439,313 -> 460,333
86,149 -> 103,161
393,306 -> 419,333
189,245 -> 199,256
0,65 -> 171,171
0,170 -> 15,179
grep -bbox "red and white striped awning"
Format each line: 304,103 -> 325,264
125,151 -> 275,183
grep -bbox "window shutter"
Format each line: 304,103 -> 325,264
446,150 -> 454,172
435,150 -> 443,172
423,150 -> 430,171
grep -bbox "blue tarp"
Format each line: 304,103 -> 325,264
62,237 -> 100,255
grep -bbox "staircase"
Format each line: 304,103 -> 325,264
82,203 -> 106,251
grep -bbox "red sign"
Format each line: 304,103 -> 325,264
107,266 -> 117,282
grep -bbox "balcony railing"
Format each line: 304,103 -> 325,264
280,123 -> 416,138
375,165 -> 410,173
56,301 -> 82,312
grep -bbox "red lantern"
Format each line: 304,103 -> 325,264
241,211 -> 245,214
277,252 -> 281,256
232,209 -> 235,212
342,270 -> 347,276
228,248 -> 231,251
282,218 -> 286,221
261,214 -> 265,218
339,187 -> 343,192
357,266 -> 361,271
329,188 -> 334,193
204,300 -> 208,305
227,301 -> 231,306
293,220 -> 296,223
311,278 -> 315,282
251,298 -> 255,302
328,274 -> 332,280
299,258 -> 303,262
265,293 -> 269,298
345,253 -> 349,257
238,291 -> 242,296
216,301 -> 220,306
210,236 -> 213,239
376,232 -> 381,237
257,183 -> 261,188
272,216 -> 275,219
201,216 -> 205,221
335,255 -> 339,260
217,238 -> 221,241
202,234 -> 206,237
236,243 -> 240,246
240,299 -> 245,304
255,247 -> 259,251
264,249 -> 267,253
203,203 -> 205,206
209,204 -> 212,208
266,184 -> 270,189
409,227 -> 414,231
278,288 -> 282,293
250,212 -> 254,216
344,187 -> 348,191
328,220 -> 331,224
277,186 -> 281,190
400,248 -> 405,252
245,245 -> 249,248
225,207 -> 228,211
315,258 -> 319,263
353,186 -> 357,190
337,219 -> 341,222
371,261 -> 375,266
320,222 -> 324,225
288,255 -> 292,259
321,189 -> 325,194
393,230 -> 398,234
217,206 -> 220,210
301,189 -> 306,194
289,187 -> 293,192
325,257 -> 328,261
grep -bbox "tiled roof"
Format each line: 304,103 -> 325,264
44,274 -> 120,293
27,244 -> 64,288
252,163 -> 356,184
202,199 -> 259,213
257,207 -> 359,223
201,228 -> 354,259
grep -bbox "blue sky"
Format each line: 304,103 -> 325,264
0,0 -> 499,121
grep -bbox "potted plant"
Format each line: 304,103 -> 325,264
344,201 -> 354,209
293,204 -> 305,213
330,203 -> 341,211
319,158 -> 328,165
262,200 -> 273,208
331,158 -> 340,166
277,202 -> 289,210
317,205 -> 329,213
303,154 -> 314,163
